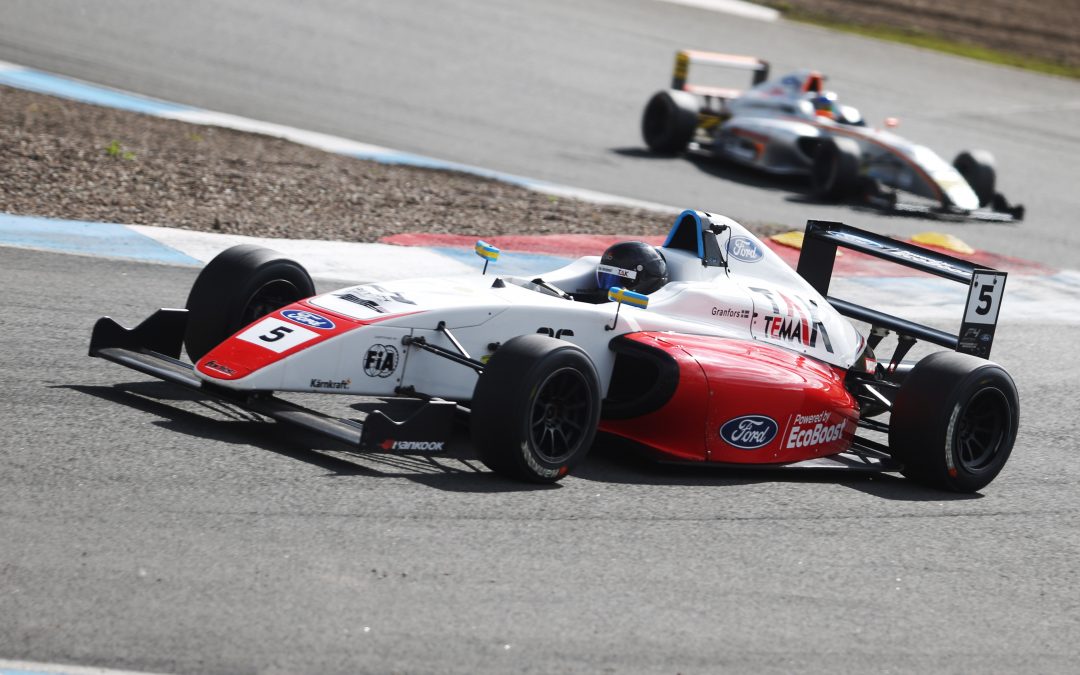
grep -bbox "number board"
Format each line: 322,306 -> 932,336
237,317 -> 319,353
958,270 -> 1007,358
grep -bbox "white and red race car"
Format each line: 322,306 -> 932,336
642,51 -> 1024,221
91,211 -> 1019,491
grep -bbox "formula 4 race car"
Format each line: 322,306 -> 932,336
641,51 -> 1024,222
90,211 -> 1019,492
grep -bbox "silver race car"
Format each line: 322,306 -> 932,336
641,50 -> 1024,221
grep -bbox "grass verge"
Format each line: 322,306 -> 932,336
774,8 -> 1080,80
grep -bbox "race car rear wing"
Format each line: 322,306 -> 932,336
671,50 -> 770,99
795,220 -> 1007,361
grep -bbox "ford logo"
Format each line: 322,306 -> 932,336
719,415 -> 778,450
282,309 -> 335,330
728,236 -> 764,263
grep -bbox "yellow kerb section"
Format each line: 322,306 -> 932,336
912,232 -> 974,255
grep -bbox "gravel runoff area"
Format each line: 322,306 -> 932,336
0,85 -> 699,244
763,0 -> 1080,69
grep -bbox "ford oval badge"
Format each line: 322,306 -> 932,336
728,236 -> 764,263
719,415 -> 778,449
282,309 -> 335,330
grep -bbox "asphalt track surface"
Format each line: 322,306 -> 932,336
2,1 -> 1080,673
2,246 -> 1079,673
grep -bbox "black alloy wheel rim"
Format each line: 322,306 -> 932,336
242,279 -> 302,325
955,387 -> 1011,473
529,367 -> 592,463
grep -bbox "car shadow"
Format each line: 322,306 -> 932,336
611,145 -> 813,195
64,382 -> 983,501
573,438 -> 983,502
63,382 -> 558,494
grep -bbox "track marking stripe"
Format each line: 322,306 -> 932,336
0,659 -> 164,675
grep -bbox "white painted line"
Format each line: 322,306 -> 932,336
655,0 -> 780,21
0,659 -> 164,675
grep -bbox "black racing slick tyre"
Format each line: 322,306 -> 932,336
641,89 -> 699,154
184,245 -> 315,363
889,351 -> 1019,493
811,136 -> 861,200
471,334 -> 601,483
953,150 -> 996,207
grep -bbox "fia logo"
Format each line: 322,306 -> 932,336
364,344 -> 399,378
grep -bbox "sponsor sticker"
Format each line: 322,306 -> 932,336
597,263 -> 638,280
282,309 -> 336,330
719,415 -> 778,449
203,360 -> 236,376
237,318 -> 319,354
310,378 -> 351,390
364,344 -> 399,378
728,236 -> 764,263
750,287 -> 834,354
334,284 -> 416,314
711,306 -> 751,319
380,439 -> 446,452
784,411 -> 848,449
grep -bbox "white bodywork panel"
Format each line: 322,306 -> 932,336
195,212 -> 864,401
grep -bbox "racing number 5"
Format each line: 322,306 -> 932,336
976,284 -> 993,316
259,325 -> 294,342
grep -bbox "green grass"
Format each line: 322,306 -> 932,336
104,139 -> 136,160
775,9 -> 1080,80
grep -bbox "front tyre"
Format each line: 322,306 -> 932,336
184,245 -> 315,362
889,351 -> 1019,492
471,334 -> 601,483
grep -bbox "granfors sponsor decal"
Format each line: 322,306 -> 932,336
282,309 -> 335,330
310,378 -> 351,390
711,306 -> 751,319
728,236 -> 764,263
380,439 -> 446,452
719,415 -> 778,449
784,411 -> 848,449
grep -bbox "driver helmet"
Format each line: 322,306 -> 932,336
811,91 -> 838,119
596,241 -> 668,295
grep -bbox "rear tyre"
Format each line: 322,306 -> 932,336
471,334 -> 601,483
889,351 -> 1018,492
184,245 -> 315,362
953,150 -> 996,207
811,136 -> 861,200
641,89 -> 700,154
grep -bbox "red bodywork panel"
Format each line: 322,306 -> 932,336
600,332 -> 858,464
195,300 -> 395,381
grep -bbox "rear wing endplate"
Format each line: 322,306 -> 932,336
672,50 -> 770,99
796,220 -> 1006,359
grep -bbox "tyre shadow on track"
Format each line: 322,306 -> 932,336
65,382 -> 983,500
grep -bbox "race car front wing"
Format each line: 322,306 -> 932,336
89,309 -> 457,454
